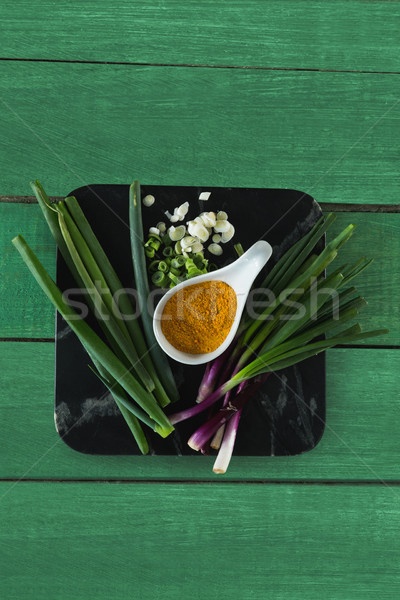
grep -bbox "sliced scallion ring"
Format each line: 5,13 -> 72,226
152,271 -> 168,287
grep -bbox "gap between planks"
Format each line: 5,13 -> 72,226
1,478 -> 400,485
0,56 -> 400,75
1,196 -> 400,213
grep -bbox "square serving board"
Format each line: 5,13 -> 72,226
55,185 -> 325,456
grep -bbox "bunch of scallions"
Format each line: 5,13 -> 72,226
12,180 -> 179,454
168,212 -> 389,473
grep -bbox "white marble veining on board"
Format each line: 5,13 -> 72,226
55,393 -> 120,434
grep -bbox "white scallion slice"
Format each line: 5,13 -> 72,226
214,220 -> 230,233
212,233 -> 221,243
191,223 -> 210,242
168,225 -> 186,241
175,202 -> 189,218
187,221 -> 197,236
181,235 -> 196,249
143,195 -> 155,207
149,226 -> 160,236
221,224 -> 235,243
156,221 -> 166,233
199,191 -> 211,201
208,243 -> 223,256
170,215 -> 180,223
191,241 -> 204,253
217,211 -> 228,221
201,211 -> 216,228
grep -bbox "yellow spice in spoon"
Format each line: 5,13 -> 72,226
161,280 -> 237,354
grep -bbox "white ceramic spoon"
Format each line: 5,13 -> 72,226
153,240 -> 273,365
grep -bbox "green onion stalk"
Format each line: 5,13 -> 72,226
169,213 -> 389,473
13,181 -> 177,454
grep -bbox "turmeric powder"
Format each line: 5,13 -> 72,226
161,280 -> 237,354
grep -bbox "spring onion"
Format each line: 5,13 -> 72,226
162,246 -> 174,258
199,191 -> 211,201
12,235 -> 174,438
18,181 -> 179,451
129,181 -> 179,403
169,213 -> 389,473
62,194 -> 172,409
208,243 -> 223,256
168,225 -> 186,241
56,207 -> 155,393
143,195 -> 155,207
156,222 -> 166,233
221,225 -> 235,243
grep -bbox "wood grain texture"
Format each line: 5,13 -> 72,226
1,481 -> 400,599
0,204 -> 55,338
0,62 -> 399,202
1,342 -> 399,480
1,1 -> 399,72
326,212 -> 399,344
1,204 -> 397,343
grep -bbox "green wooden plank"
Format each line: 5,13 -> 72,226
325,213 -> 399,344
0,62 -> 399,202
1,1 -> 399,72
0,205 -> 55,337
1,481 -> 399,599
1,342 -> 399,480
1,204 -> 397,343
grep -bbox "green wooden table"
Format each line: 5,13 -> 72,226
1,2 -> 399,598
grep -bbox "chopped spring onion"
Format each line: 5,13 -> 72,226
152,271 -> 168,287
158,261 -> 168,273
234,243 -> 245,257
168,272 -> 181,285
171,256 -> 186,269
221,224 -> 235,243
208,243 -> 223,256
199,191 -> 211,201
142,190 -> 239,290
176,202 -> 189,218
143,194 -> 155,207
187,221 -> 210,242
162,246 -> 174,257
214,220 -> 231,233
168,225 -> 186,241
200,212 -> 216,228
145,247 -> 155,258
181,236 -> 196,250
191,241 -> 204,253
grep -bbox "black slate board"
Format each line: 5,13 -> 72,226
55,185 -> 325,456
